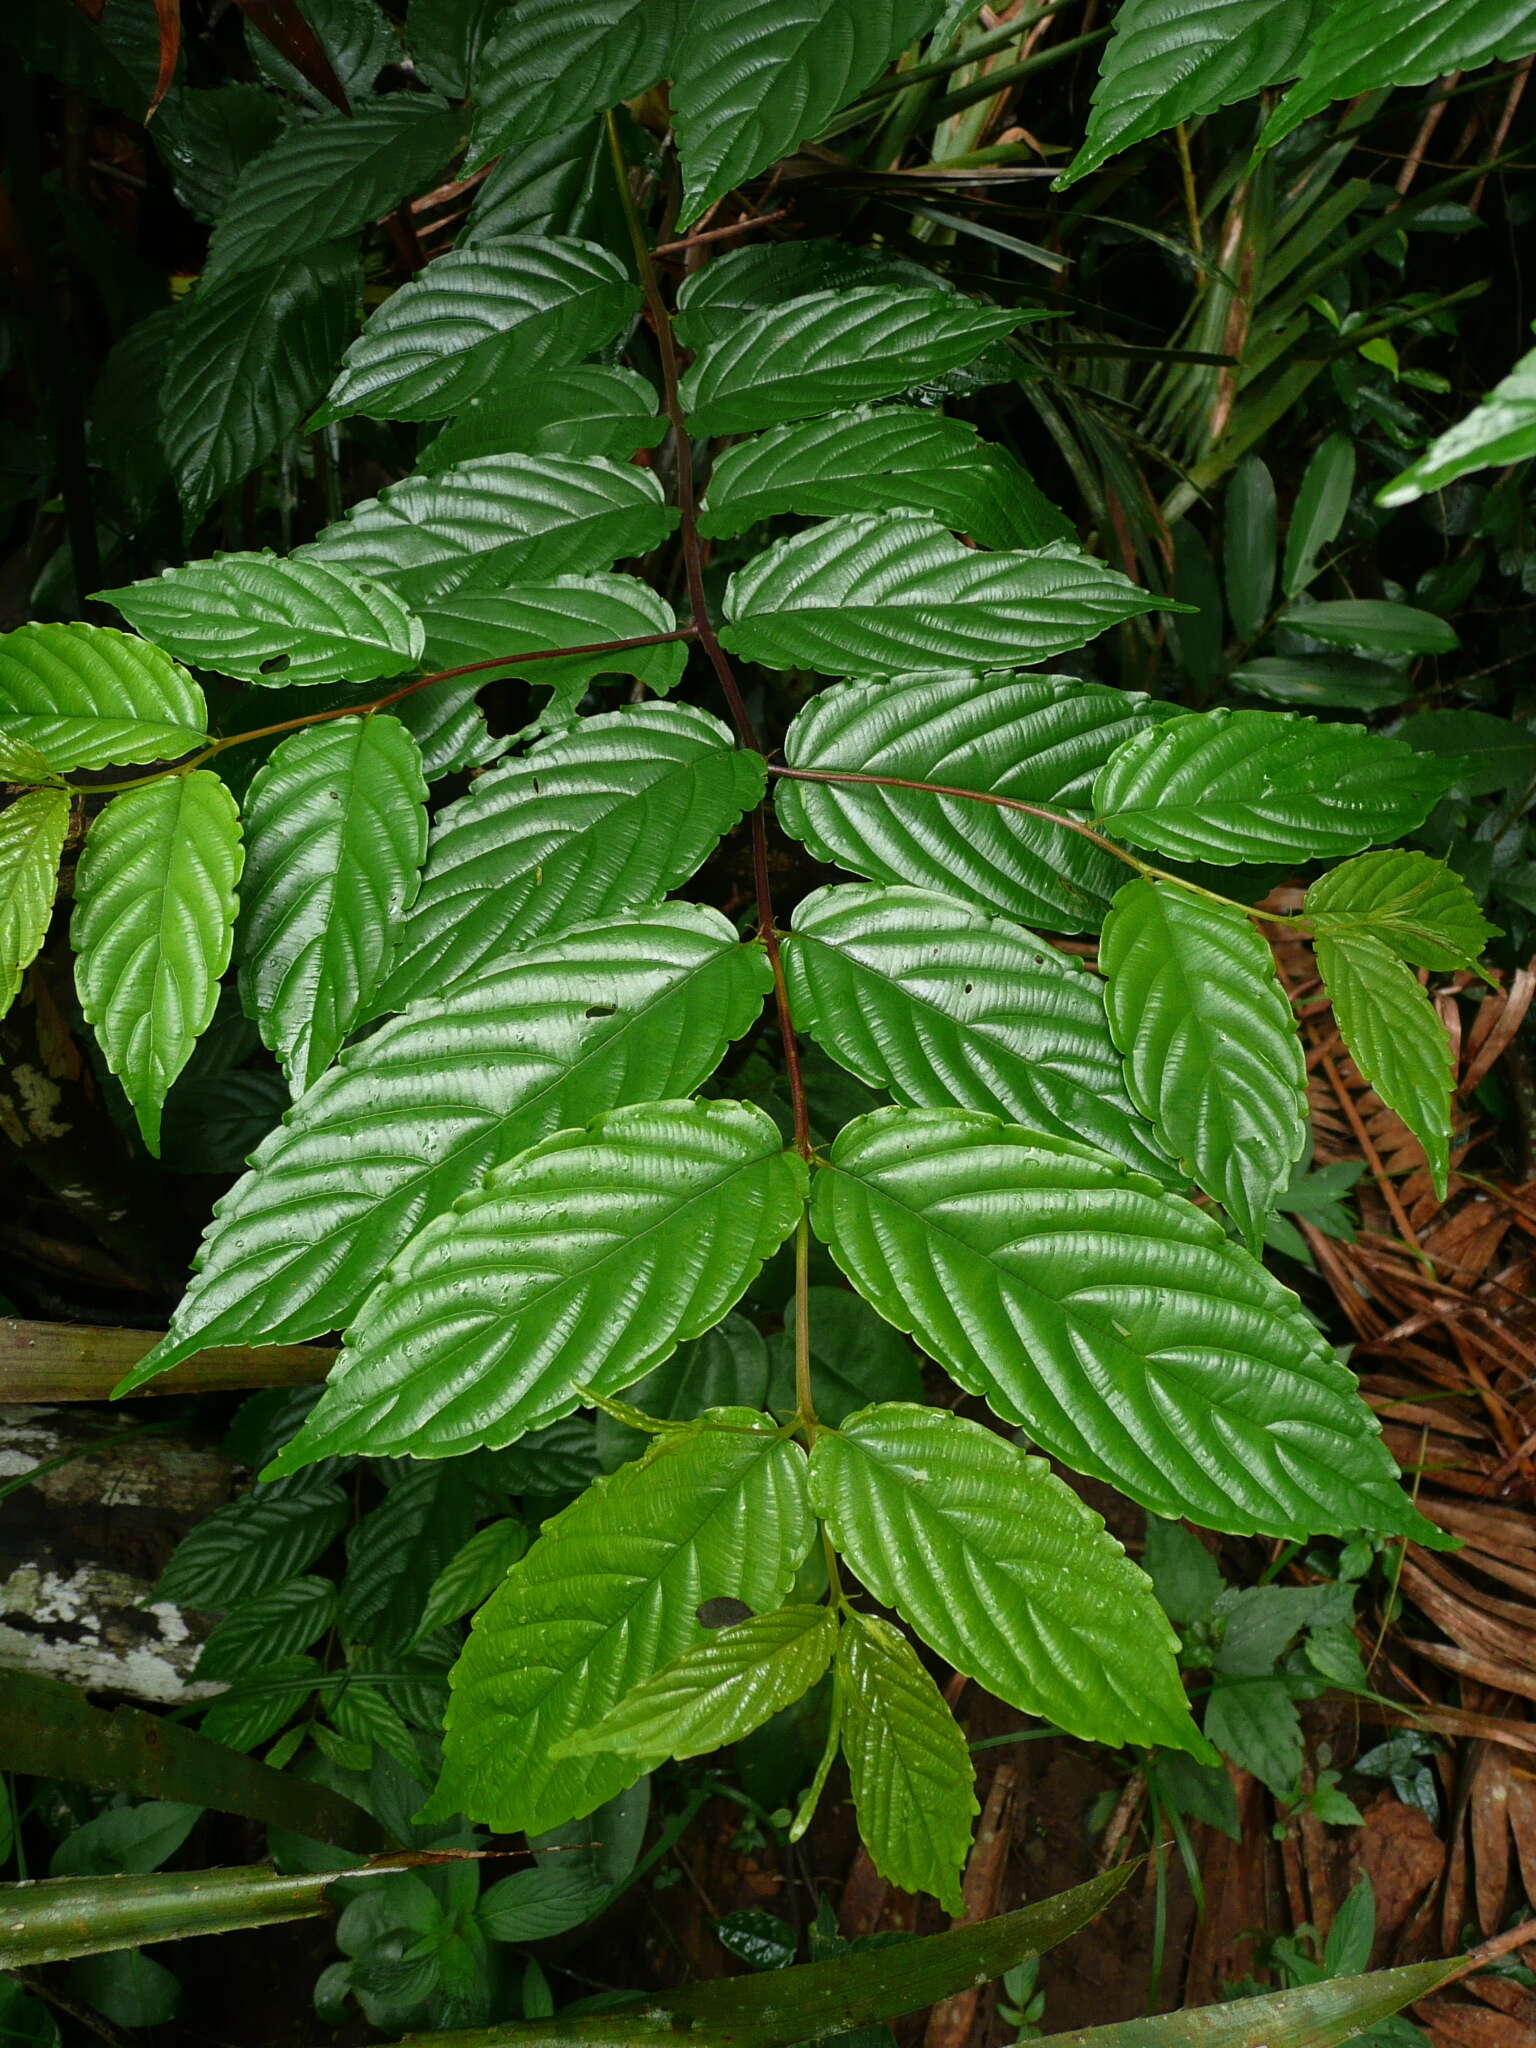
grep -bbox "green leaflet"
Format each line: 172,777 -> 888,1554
674,239 -> 947,351
776,670 -> 1151,933
239,715 -> 429,1094
264,1099 -> 807,1469
811,1405 -> 1207,1755
312,236 -> 642,427
153,1471 -> 350,1609
410,1520 -> 528,1646
98,553 -> 425,689
193,1577 -> 337,1683
150,85 -> 286,225
295,453 -> 677,607
0,789 -> 69,1023
468,0 -> 680,166
554,1604 -> 837,1762
1282,434 -> 1355,598
72,772 -> 244,1156
1098,881 -> 1308,1249
673,1 -> 947,224
1223,456 -> 1277,644
0,623 -> 205,770
460,116 -> 616,247
1261,0 -> 1536,152
783,882 -> 1175,1182
418,366 -> 664,470
1060,0 -> 1330,186
1305,850 -> 1498,974
415,576 -> 685,720
724,518 -> 1177,677
1203,1679 -> 1302,1799
1281,599 -> 1458,656
0,733 -> 64,785
1380,340 -> 1536,505
698,406 -> 1072,550
680,293 -> 1025,437
375,703 -> 763,1012
203,97 -> 463,282
1094,707 -> 1457,865
811,1107 -> 1445,1544
244,0 -> 395,109
837,1612 -> 976,1916
160,242 -> 360,527
1314,932 -> 1454,1200
428,1415 -> 814,1834
1023,1963 -> 1455,2048
116,904 -> 771,1389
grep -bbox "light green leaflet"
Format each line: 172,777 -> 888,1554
72,772 -> 244,1156
1314,932 -> 1454,1200
263,1100 -> 808,1470
427,1415 -> 814,1834
1380,340 -> 1536,506
0,789 -> 69,1023
1305,850 -> 1498,975
0,623 -> 205,770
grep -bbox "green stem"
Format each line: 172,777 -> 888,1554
792,1210 -> 815,1428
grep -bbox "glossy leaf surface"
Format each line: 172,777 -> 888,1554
1380,340 -> 1536,505
0,623 -> 204,769
469,0 -> 681,166
416,576 -> 684,714
1314,932 -> 1453,1199
1305,850 -> 1498,973
0,789 -> 69,1023
418,366 -> 663,470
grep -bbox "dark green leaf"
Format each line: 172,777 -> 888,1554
766,1287 -> 925,1428
418,367 -> 662,469
468,0 -> 680,167
194,1577 -> 337,1681
154,1473 -> 350,1607
1224,455 -> 1278,643
1281,599 -> 1458,656
1282,434 -> 1354,597
1204,1677 -> 1302,1796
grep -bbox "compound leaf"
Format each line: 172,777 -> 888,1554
1305,850 -> 1497,974
783,881 -> 1173,1182
376,703 -> 762,1011
428,1416 -> 814,1834
296,453 -> 676,607
264,1099 -> 807,1469
0,789 -> 69,1023
72,772 -> 244,1155
698,406 -> 1071,550
812,1405 -> 1206,1755
837,1611 -> 976,1916
1094,707 -> 1456,864
0,623 -> 205,770
810,1107 -> 1444,1544
724,518 -> 1175,677
116,904 -> 770,1388
239,714 -> 429,1094
161,242 -> 359,527
1314,932 -> 1454,1199
203,96 -> 463,282
99,553 -> 424,688
672,0 -> 947,224
776,670 -> 1151,932
1380,340 -> 1536,505
1099,881 -> 1307,1249
312,235 -> 641,427
681,292 -> 1025,437
554,1604 -> 836,1763
469,0 -> 681,165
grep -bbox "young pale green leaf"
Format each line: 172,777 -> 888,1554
837,1612 -> 976,1916
1094,707 -> 1457,864
674,238 -> 948,350
161,243 -> 359,527
1380,341 -> 1536,505
1099,881 -> 1308,1250
428,1416 -> 814,1834
1305,850 -> 1497,974
410,1519 -> 528,1646
376,703 -> 763,1012
1282,599 -> 1458,656
1314,932 -> 1454,1199
723,519 -> 1176,678
416,576 -> 684,719
72,772 -> 244,1155
0,789 -> 69,1022
239,714 -> 428,1093
1223,455 -> 1278,643
672,0 -> 947,225
1260,0 -> 1536,153
680,292 -> 1025,437
468,0 -> 681,166
554,1604 -> 836,1763
1281,432 -> 1355,597
116,904 -> 771,1389
98,553 -> 424,689
1060,0 -> 1329,187
811,1107 -> 1444,1544
812,1404 -> 1206,1755
0,733 -> 65,785
418,366 -> 663,470
776,671 -> 1151,933
783,881 -> 1174,1182
264,1100 -> 807,1470
296,453 -> 676,607
193,1576 -> 337,1682
311,236 -> 641,427
0,623 -> 205,770
698,407 -> 1071,551
1022,1961 -> 1455,2048
203,97 -> 463,282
